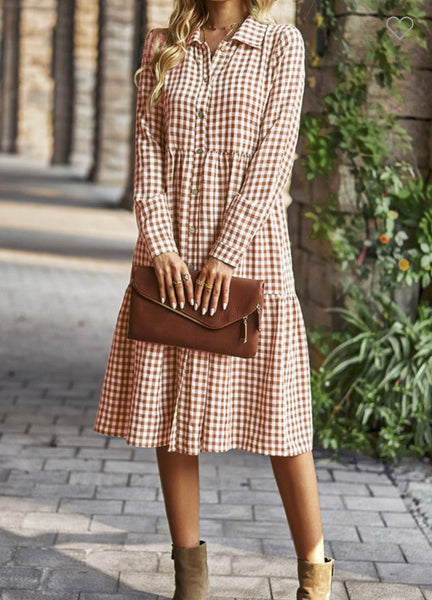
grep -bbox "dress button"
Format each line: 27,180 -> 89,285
198,109 -> 204,118
188,264 -> 195,270
192,188 -> 198,195
189,226 -> 196,234
203,76 -> 209,82
196,148 -> 202,154
220,44 -> 226,51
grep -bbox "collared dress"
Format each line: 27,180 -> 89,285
93,14 -> 314,456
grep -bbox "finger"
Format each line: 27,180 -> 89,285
155,268 -> 166,303
194,269 -> 207,310
164,269 -> 177,309
172,267 -> 185,309
183,269 -> 195,306
209,275 -> 222,316
200,273 -> 216,315
221,274 -> 231,310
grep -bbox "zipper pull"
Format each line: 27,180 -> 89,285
241,315 -> 248,343
256,303 -> 261,331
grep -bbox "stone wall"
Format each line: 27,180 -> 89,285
291,0 -> 432,359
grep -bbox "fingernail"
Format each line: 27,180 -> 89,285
223,302 -> 227,310
190,298 -> 194,306
194,303 -> 198,310
172,301 -> 176,309
210,307 -> 215,316
180,301 -> 184,309
161,297 -> 165,303
202,307 -> 207,315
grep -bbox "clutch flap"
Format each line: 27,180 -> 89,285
130,265 -> 264,330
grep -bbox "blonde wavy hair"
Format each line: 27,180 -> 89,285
134,0 -> 277,113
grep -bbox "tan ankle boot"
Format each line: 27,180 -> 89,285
171,539 -> 209,600
296,556 -> 335,600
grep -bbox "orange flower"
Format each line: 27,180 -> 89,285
379,233 -> 390,244
398,258 -> 410,271
309,52 -> 320,68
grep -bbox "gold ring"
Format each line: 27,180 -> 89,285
173,279 -> 182,285
196,278 -> 205,286
205,282 -> 213,290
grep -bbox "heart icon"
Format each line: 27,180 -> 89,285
386,16 -> 414,40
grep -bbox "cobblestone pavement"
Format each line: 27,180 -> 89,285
1,154 -> 432,599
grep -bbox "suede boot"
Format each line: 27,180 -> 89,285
171,539 -> 209,600
296,556 -> 335,600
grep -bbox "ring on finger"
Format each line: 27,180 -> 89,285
204,282 -> 213,290
196,278 -> 205,286
182,272 -> 190,281
173,279 -> 183,285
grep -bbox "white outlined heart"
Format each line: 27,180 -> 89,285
386,16 -> 414,40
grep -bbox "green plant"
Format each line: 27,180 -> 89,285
309,291 -> 432,462
300,0 -> 430,300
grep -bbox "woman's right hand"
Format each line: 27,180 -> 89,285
152,251 -> 195,310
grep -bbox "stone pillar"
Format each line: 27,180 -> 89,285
90,0 -> 136,187
69,0 -> 99,175
17,0 -> 57,159
0,0 -> 21,153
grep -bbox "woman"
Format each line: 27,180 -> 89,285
93,0 -> 335,598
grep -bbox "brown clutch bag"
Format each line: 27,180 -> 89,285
127,265 -> 265,358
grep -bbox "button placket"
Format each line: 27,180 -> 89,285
189,43 -> 211,269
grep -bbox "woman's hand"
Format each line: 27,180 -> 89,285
152,251 -> 195,310
194,256 -> 234,316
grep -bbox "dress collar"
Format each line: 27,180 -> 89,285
186,13 -> 267,50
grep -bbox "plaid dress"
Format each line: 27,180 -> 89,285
93,14 -> 314,456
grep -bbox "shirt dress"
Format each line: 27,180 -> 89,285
93,14 -> 314,456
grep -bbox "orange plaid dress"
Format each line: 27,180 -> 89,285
93,14 -> 314,456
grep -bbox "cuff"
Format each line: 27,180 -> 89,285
207,192 -> 256,268
135,192 -> 180,260
208,240 -> 241,268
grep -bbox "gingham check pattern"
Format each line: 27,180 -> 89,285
93,15 -> 314,456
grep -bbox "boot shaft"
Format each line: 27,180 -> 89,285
297,556 -> 335,600
171,539 -> 209,600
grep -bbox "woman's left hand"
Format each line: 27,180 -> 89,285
194,256 -> 234,316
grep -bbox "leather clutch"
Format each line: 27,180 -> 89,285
127,265 -> 265,358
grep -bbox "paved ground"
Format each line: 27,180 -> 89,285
1,153 -> 432,599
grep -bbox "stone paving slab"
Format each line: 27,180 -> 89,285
1,157 -> 432,599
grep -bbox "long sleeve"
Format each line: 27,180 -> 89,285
208,25 -> 305,268
133,28 -> 180,260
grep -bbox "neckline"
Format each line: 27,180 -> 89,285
200,16 -> 248,59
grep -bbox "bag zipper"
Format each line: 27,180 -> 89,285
241,316 -> 248,343
241,303 -> 260,343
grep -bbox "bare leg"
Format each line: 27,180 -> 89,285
269,450 -> 325,563
156,445 -> 201,548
